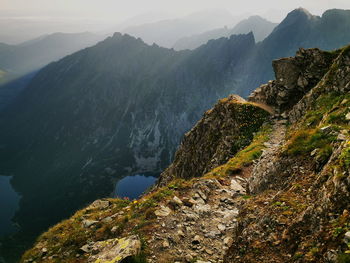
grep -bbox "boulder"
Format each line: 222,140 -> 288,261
82,219 -> 98,228
155,206 -> 172,217
88,200 -> 110,210
88,235 -> 141,263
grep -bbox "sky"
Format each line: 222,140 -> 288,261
1,0 -> 350,22
0,0 -> 350,43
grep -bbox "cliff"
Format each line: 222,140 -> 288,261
20,45 -> 350,263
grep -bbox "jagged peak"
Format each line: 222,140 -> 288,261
278,7 -> 316,27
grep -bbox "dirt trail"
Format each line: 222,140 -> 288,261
146,119 -> 287,263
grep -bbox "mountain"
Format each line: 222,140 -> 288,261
173,15 -> 277,50
3,8 -> 350,261
0,32 -> 255,245
0,32 -> 103,75
123,10 -> 237,48
232,16 -> 278,42
20,43 -> 350,263
238,8 -> 350,97
0,32 -> 104,110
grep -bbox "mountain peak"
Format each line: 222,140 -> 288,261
287,7 -> 314,20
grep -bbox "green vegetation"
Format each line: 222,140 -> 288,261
205,123 -> 272,177
340,145 -> 350,170
285,128 -> 336,156
338,253 -> 350,263
285,91 -> 350,160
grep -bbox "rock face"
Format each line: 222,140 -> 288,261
158,95 -> 270,185
248,48 -> 337,112
225,45 -> 350,262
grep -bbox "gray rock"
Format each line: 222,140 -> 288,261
102,216 -> 113,223
337,133 -> 347,141
88,235 -> 141,263
82,219 -> 98,228
80,244 -> 92,253
346,112 -> 350,120
154,206 -> 172,217
320,125 -> 332,134
162,239 -> 170,248
88,200 -> 110,210
310,149 -> 318,156
223,237 -> 233,246
217,224 -> 226,231
173,196 -> 183,206
230,179 -> 246,194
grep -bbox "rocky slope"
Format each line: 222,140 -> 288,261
20,43 -> 350,263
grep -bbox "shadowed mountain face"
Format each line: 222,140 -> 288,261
0,32 -> 255,237
2,8 -> 350,260
173,15 -> 278,50
0,32 -> 104,110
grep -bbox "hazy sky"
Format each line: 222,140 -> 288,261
1,0 -> 349,44
1,0 -> 350,22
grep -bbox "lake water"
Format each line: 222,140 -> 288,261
0,176 -> 20,237
114,173 -> 158,200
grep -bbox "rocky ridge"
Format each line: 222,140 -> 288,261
21,45 -> 350,263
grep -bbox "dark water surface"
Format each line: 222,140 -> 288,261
114,173 -> 158,200
0,176 -> 20,237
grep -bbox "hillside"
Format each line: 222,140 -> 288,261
173,15 -> 277,50
20,44 -> 350,263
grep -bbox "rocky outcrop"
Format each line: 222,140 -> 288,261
158,95 -> 270,185
289,46 -> 350,123
225,45 -> 350,262
249,48 -> 337,113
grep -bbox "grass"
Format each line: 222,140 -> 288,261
340,145 -> 350,170
284,92 -> 350,159
205,123 -> 272,177
284,128 -> 336,156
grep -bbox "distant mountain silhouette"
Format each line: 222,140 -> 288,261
0,32 -> 104,110
173,16 -> 277,50
123,10 -> 238,48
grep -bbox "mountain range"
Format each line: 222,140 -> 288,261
19,32 -> 350,263
122,9 -> 239,48
1,7 -> 350,262
0,32 -> 104,110
173,15 -> 277,50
